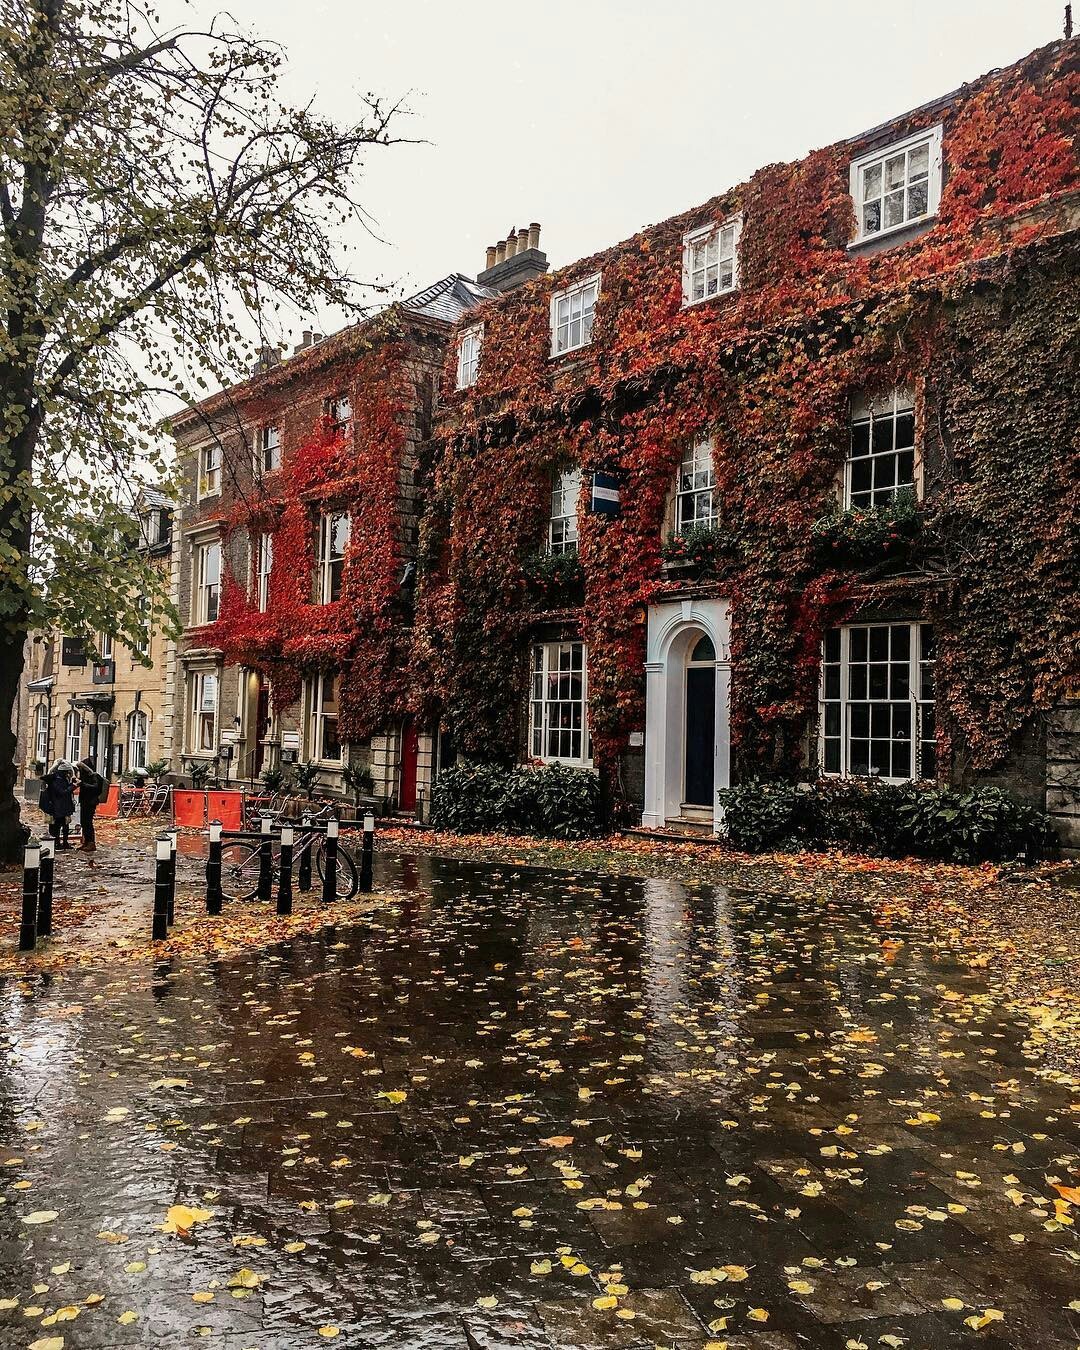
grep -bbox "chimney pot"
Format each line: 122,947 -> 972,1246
485,244 -> 497,268
517,226 -> 529,252
529,222 -> 541,250
495,239 -> 506,264
505,230 -> 518,259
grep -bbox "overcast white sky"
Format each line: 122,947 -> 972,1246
176,0 -> 1065,334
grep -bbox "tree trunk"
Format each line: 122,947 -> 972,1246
0,404 -> 39,864
0,622 -> 29,862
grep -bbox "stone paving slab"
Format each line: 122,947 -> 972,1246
0,844 -> 1078,1347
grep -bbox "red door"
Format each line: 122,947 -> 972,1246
399,719 -> 418,812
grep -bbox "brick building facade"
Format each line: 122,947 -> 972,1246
169,276 -> 493,810
170,39 -> 1080,846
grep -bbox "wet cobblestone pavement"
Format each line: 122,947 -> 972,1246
1,851 -> 1078,1349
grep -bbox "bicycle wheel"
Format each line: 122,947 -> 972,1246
220,843 -> 263,903
315,841 -> 359,900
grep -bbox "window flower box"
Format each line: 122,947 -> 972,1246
660,523 -> 734,575
810,487 -> 922,568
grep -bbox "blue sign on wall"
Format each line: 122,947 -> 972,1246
589,471 -> 621,516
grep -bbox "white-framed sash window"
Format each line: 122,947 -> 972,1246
198,442 -> 221,498
682,215 -> 742,305
547,468 -> 582,555
307,671 -> 342,764
550,274 -> 600,357
194,539 -> 221,624
131,595 -> 150,660
821,622 -> 936,781
317,512 -> 350,604
257,425 -> 281,474
96,632 -> 113,661
328,394 -> 352,432
846,389 -> 916,509
849,125 -> 942,244
456,325 -> 482,389
188,669 -> 219,754
675,438 -> 717,531
65,710 -> 82,764
34,702 -> 49,763
127,710 -> 149,770
254,532 -> 273,612
530,641 -> 591,766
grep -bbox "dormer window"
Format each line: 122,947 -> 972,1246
456,325 -> 482,389
682,217 -> 742,306
849,125 -> 942,245
550,274 -> 600,357
547,468 -> 581,555
257,425 -> 281,474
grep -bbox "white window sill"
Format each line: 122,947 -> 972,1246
549,343 -> 593,361
533,758 -> 596,773
681,286 -> 739,309
848,214 -> 937,250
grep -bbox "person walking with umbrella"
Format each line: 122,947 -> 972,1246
76,756 -> 105,853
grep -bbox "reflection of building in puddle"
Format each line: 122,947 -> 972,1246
642,878 -> 745,1086
642,877 -> 691,1024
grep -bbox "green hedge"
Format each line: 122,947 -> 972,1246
430,761 -> 602,839
717,779 -> 1054,863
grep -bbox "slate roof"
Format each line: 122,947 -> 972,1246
139,485 -> 175,511
400,274 -> 496,324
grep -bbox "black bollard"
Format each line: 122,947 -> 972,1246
257,815 -> 273,902
37,838 -> 55,938
359,813 -> 374,893
277,824 -> 294,916
321,817 -> 338,904
19,838 -> 40,952
152,834 -> 171,942
166,828 -> 178,926
297,813 -> 313,893
206,819 -> 223,916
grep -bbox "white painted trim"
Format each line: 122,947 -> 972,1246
681,213 -> 743,307
848,124 -> 942,245
642,599 -> 732,834
549,272 -> 601,358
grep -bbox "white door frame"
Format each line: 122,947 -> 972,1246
642,598 -> 731,833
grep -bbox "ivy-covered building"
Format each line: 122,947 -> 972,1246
170,38 -> 1080,849
422,38 -> 1080,845
169,275 -> 493,809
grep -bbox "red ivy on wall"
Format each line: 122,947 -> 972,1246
189,343 -> 413,743
420,42 -> 1079,793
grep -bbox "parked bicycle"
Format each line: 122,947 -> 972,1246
118,782 -> 171,818
220,809 -> 359,902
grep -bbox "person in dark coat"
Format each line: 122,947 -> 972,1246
76,757 -> 105,852
41,760 -> 76,848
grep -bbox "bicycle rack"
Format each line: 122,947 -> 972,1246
204,813 -> 374,910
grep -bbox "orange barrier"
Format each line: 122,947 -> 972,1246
172,790 -> 207,828
207,790 -> 244,831
96,783 -> 121,819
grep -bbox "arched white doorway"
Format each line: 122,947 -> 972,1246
642,598 -> 731,833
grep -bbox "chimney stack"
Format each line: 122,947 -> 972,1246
478,220 -> 549,294
251,344 -> 283,376
292,330 -> 325,356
